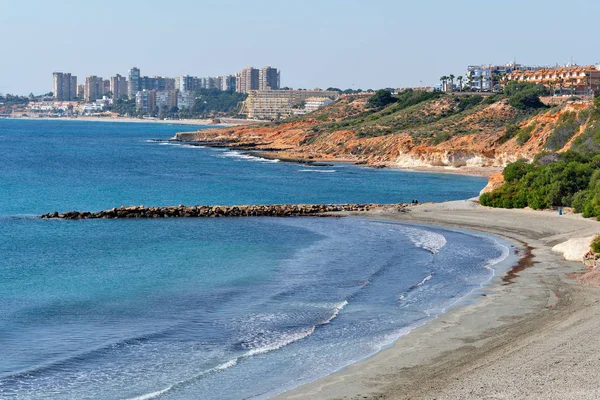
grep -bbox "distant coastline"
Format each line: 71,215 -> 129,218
2,115 -> 260,127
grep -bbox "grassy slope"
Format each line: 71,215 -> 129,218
182,92 -> 598,169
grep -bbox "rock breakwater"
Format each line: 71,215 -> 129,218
40,203 -> 405,220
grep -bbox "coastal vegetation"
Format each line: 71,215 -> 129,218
188,88 -> 247,117
177,84 -> 600,176
481,94 -> 600,218
308,86 -> 539,141
107,89 -> 248,118
480,151 -> 600,214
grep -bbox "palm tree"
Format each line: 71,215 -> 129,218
585,72 -> 591,96
478,75 -> 484,92
440,76 -> 448,92
457,76 -> 463,91
558,78 -> 564,96
448,74 -> 455,92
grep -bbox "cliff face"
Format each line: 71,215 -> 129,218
173,94 -> 597,176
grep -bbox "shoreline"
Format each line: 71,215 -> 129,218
276,200 -> 600,399
2,116 -> 244,127
253,150 -> 499,177
171,137 -> 499,177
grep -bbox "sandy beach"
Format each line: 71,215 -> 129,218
5,116 -> 255,127
277,200 -> 600,400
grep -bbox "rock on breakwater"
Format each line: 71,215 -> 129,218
40,203 -> 407,220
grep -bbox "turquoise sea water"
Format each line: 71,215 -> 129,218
0,120 -> 511,399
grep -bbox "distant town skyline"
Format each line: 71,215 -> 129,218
2,0 -> 600,95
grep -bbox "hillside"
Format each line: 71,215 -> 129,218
173,90 -> 598,176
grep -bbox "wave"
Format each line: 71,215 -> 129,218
320,300 -> 348,325
126,359 -> 239,400
297,169 -> 336,173
1,326 -> 177,382
218,150 -> 279,163
397,272 -> 434,303
240,299 -> 349,356
153,142 -> 205,148
242,327 -> 316,357
126,306 -> 347,400
410,272 -> 434,290
128,386 -> 173,400
401,226 -> 447,254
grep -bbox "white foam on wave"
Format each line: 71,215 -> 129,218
154,142 -> 205,148
126,358 -> 238,400
297,169 -> 336,173
219,150 -> 279,163
243,327 -> 316,357
127,386 -> 173,400
401,226 -> 447,254
321,300 -> 348,325
239,300 -> 348,359
414,273 -> 433,288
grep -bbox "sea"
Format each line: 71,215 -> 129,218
0,119 -> 513,399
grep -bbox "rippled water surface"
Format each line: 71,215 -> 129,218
0,120 -> 508,399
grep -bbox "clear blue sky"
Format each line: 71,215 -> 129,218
1,0 -> 599,95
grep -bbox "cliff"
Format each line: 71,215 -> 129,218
173,93 -> 598,180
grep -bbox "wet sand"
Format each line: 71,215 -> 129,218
276,199 -> 600,400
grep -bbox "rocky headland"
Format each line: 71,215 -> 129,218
172,93 -> 597,190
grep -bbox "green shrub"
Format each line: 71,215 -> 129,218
456,95 -> 483,112
516,123 -> 536,145
367,90 -> 397,108
431,132 -> 451,145
503,159 -> 533,182
503,82 -> 549,110
480,151 -> 600,216
509,92 -> 546,110
591,236 -> 600,253
545,111 -> 580,151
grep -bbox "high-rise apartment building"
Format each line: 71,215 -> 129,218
53,72 -> 77,101
128,67 -> 141,99
70,75 -> 78,99
222,75 -> 237,91
155,90 -> 177,110
236,67 -> 259,93
110,74 -> 128,99
177,90 -> 195,109
259,66 -> 280,90
178,75 -> 198,92
135,89 -> 156,113
243,89 -> 338,120
139,76 -> 175,92
84,76 -> 105,102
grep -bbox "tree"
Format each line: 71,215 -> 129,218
457,76 -> 463,91
367,89 -> 398,108
508,91 -> 546,109
558,78 -> 564,96
448,74 -> 455,91
593,93 -> 600,110
440,76 -> 448,91
478,75 -> 484,91
586,72 -> 592,96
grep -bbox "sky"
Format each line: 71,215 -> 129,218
1,0 -> 600,95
